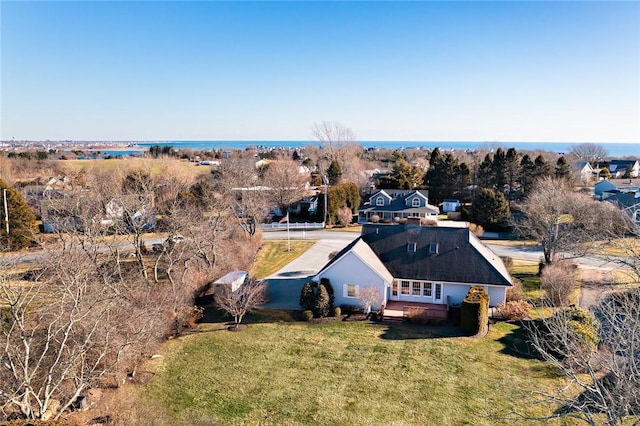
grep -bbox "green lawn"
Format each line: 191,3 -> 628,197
138,314 -> 576,426
251,240 -> 316,279
511,261 -> 543,301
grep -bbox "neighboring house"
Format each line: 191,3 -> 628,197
441,199 -> 461,213
595,179 -> 640,200
608,160 -> 640,178
357,189 -> 439,224
605,192 -> 640,225
574,162 -> 595,182
314,223 -> 512,311
594,180 -> 618,199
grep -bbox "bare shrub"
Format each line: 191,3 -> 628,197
420,218 -> 438,226
541,261 -> 577,307
505,278 -> 526,302
494,300 -> 532,320
468,223 -> 484,237
337,206 -> 353,227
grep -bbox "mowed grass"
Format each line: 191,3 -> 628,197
251,240 -> 316,279
140,318 -> 574,425
510,261 -> 543,301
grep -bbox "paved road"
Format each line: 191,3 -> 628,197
262,229 -> 620,270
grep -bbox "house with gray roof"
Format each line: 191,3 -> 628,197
357,189 -> 439,224
608,160 -> 639,178
605,192 -> 640,225
313,223 -> 512,312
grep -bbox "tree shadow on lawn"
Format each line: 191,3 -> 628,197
496,319 -> 546,361
196,304 -> 298,327
378,321 -> 466,340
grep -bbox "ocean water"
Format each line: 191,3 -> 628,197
136,140 -> 640,157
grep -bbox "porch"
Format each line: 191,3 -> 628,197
382,299 -> 449,324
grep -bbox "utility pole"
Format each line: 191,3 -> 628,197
322,175 -> 328,228
3,189 -> 9,234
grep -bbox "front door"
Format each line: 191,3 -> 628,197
390,280 -> 400,301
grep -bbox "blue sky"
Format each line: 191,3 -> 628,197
1,1 -> 638,142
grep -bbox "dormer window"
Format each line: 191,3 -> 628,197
407,242 -> 417,252
412,198 -> 421,207
376,197 -> 385,206
429,242 -> 439,254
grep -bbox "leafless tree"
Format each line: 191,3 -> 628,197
0,243 -> 165,420
569,143 -> 609,165
260,159 -> 310,215
213,278 -> 268,329
358,285 -> 381,314
513,177 -> 618,264
212,159 -> 268,237
312,121 -> 357,160
526,289 -> 640,425
540,261 -> 578,307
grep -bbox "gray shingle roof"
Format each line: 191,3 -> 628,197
359,224 -> 512,286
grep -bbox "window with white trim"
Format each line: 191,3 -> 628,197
344,283 -> 359,298
407,242 -> 416,252
376,197 -> 385,206
401,280 -> 410,295
423,282 -> 432,297
434,283 -> 442,300
412,197 -> 421,207
412,281 -> 421,296
429,242 -> 439,254
392,280 -> 398,296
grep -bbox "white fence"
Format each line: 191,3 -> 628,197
259,222 -> 325,230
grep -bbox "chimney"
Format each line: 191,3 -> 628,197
406,217 -> 421,227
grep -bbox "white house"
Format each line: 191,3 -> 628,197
314,224 -> 512,311
608,160 -> 640,178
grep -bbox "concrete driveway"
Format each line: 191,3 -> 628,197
264,239 -> 351,310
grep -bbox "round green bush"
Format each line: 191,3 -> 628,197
333,306 -> 341,317
302,310 -> 314,321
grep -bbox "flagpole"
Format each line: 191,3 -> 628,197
287,213 -> 290,252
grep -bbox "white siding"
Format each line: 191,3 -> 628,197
316,252 -> 387,310
442,283 -> 508,307
487,286 -> 507,307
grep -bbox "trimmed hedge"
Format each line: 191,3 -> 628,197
461,286 -> 489,336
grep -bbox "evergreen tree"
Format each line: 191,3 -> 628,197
424,148 -> 445,203
0,179 -> 37,251
326,159 -> 343,185
505,148 -> 520,201
456,162 -> 472,202
470,188 -> 510,231
555,156 -> 571,179
533,155 -> 553,180
492,148 -> 507,193
390,158 -> 422,189
316,182 -> 361,226
299,281 -> 316,311
518,154 -> 536,198
477,154 -> 495,190
439,153 -> 459,201
292,150 -> 301,161
320,278 -> 335,312
314,283 -> 330,318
